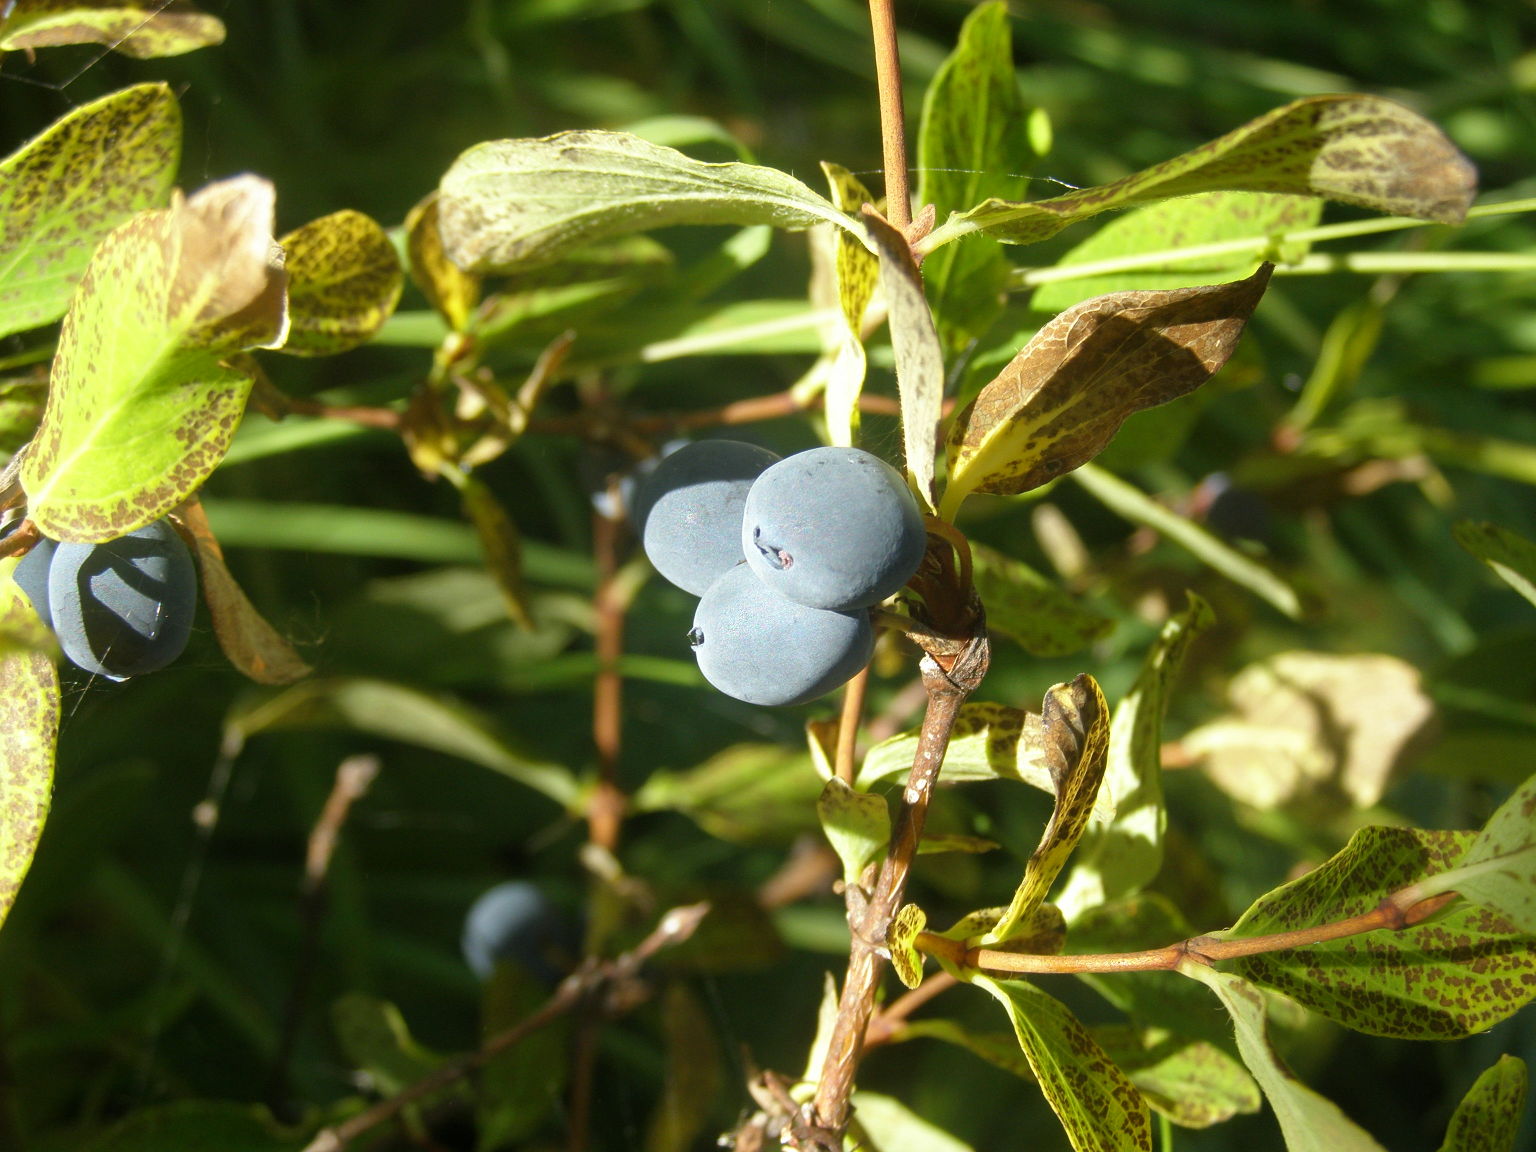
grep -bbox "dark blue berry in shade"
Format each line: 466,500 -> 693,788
633,439 -> 781,595
461,880 -> 579,986
47,518 -> 197,680
689,562 -> 873,707
741,446 -> 926,611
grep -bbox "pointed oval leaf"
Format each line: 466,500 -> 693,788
21,176 -> 286,541
817,775 -> 891,885
405,191 -> 481,332
943,264 -> 1271,517
276,209 -> 402,356
1436,1056 -> 1528,1152
0,82 -> 180,340
924,94 -> 1477,252
438,129 -> 859,273
0,560 -> 58,932
0,1 -> 224,58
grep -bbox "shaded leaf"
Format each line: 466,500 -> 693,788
22,175 -> 287,541
405,191 -> 481,333
277,209 -> 402,356
974,975 -> 1153,1152
0,374 -> 48,466
818,162 -> 879,448
1180,963 -> 1387,1152
0,1 -> 223,59
635,744 -> 822,845
924,95 -> 1476,252
438,129 -> 858,273
175,498 -> 311,684
1058,593 -> 1213,918
1032,192 -> 1322,313
856,700 -> 1048,792
452,470 -> 534,630
1436,1055 -> 1528,1152
1183,651 -> 1434,811
888,903 -> 927,990
331,992 -> 446,1096
70,1100 -> 304,1152
1454,521 -> 1536,609
646,982 -> 723,1152
0,557 -> 58,931
1419,772 -> 1536,934
480,965 -> 569,1151
982,674 -> 1110,945
850,1091 -> 977,1152
970,540 -> 1113,657
865,209 -> 942,511
817,776 -> 890,885
1229,827 -> 1536,1038
943,264 -> 1272,516
1094,1026 -> 1260,1129
0,82 -> 180,340
893,1018 -> 1037,1081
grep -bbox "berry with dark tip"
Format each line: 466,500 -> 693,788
741,446 -> 926,611
461,880 -> 579,985
633,439 -> 781,596
689,562 -> 873,707
47,518 -> 197,680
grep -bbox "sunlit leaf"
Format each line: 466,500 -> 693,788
1418,772 -> 1536,934
888,903 -> 927,990
0,1 -> 224,59
850,1091 -> 977,1152
1229,826 -> 1536,1038
21,176 -> 288,541
942,265 -> 1272,518
1436,1056 -> 1528,1152
1181,963 -> 1388,1152
1453,521 -> 1536,609
817,776 -> 890,885
856,700 -> 1048,792
1094,1026 -> 1260,1129
438,129 -> 859,273
405,191 -> 481,333
924,95 -> 1476,252
970,541 -> 1113,657
0,83 -> 180,340
276,209 -> 402,356
819,162 -> 879,448
634,744 -> 822,845
1058,594 -> 1212,918
974,975 -> 1153,1152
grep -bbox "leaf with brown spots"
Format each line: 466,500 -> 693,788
0,83 -> 180,341
980,674 -> 1110,946
974,975 -> 1153,1152
1418,772 -> 1536,934
922,94 -> 1476,254
819,162 -> 879,448
1181,963 -> 1388,1152
1229,826 -> 1536,1039
942,265 -> 1272,519
276,210 -> 402,357
21,176 -> 287,542
0,1 -> 224,59
1093,1026 -> 1260,1129
856,700 -> 1048,792
405,192 -> 481,333
0,554 -> 59,932
452,471 -> 533,630
888,904 -> 927,990
1437,1055 -> 1528,1152
175,499 -> 310,685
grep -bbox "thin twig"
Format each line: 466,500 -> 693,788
834,664 -> 870,787
867,0 -> 910,229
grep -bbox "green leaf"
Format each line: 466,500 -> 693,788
865,210 -> 943,511
970,541 -> 1114,657
888,903 -> 927,990
1093,1026 -> 1260,1129
276,210 -> 403,356
1058,593 -> 1212,919
331,992 -> 446,1096
942,265 -> 1273,518
21,176 -> 288,541
923,95 -> 1476,253
818,162 -> 879,449
1436,1055 -> 1528,1152
480,966 -> 570,1151
817,776 -> 890,885
451,470 -> 535,630
0,556 -> 59,932
0,1 -> 224,58
1032,192 -> 1323,314
1180,963 -> 1388,1152
856,700 -> 1049,792
1418,772 -> 1536,934
438,129 -> 859,273
69,1100 -> 304,1152
634,743 -> 822,845
850,1091 -> 977,1152
916,0 -> 1034,354
1229,827 -> 1536,1038
981,674 -> 1110,945
0,374 -> 48,467
227,677 -> 580,807
1453,521 -> 1536,609
0,83 -> 180,341
974,975 -> 1153,1152
646,983 -> 723,1152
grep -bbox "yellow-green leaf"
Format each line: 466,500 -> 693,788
856,700 -> 1049,792
0,82 -> 180,340
889,903 -> 927,990
1437,1056 -> 1528,1152
817,775 -> 890,885
820,162 -> 879,449
405,191 -> 481,333
449,469 -> 533,630
277,210 -> 402,356
0,1 -> 224,59
21,176 -> 287,541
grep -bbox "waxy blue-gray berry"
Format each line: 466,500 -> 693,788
462,880 -> 579,985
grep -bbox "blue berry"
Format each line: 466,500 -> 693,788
12,534 -> 56,622
461,880 -> 579,985
689,562 -> 873,706
741,446 -> 926,611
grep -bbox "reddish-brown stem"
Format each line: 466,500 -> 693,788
280,396 -> 403,430
589,501 -> 627,854
835,664 -> 870,787
867,0 -> 910,229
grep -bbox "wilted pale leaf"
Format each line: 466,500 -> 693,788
0,1 -> 224,59
0,559 -> 58,931
438,129 -> 858,273
22,175 -> 287,541
1184,651 -> 1434,810
176,498 -> 310,685
856,700 -> 1049,792
0,82 -> 180,340
819,162 -> 879,448
1453,521 -> 1536,609
970,540 -> 1113,657
943,265 -> 1272,518
924,95 -> 1476,252
405,191 -> 481,333
277,210 -> 402,356
817,776 -> 890,886
1436,1056 -> 1527,1152
1229,827 -> 1536,1039
864,209 -> 943,511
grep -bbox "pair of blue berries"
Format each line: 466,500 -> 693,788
634,442 -> 927,706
